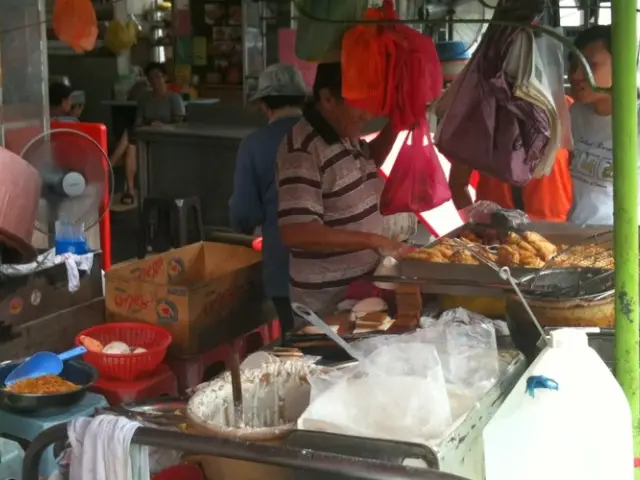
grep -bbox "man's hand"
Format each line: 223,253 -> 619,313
368,235 -> 411,259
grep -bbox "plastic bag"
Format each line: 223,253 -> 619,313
434,308 -> 499,399
299,341 -> 453,444
53,0 -> 98,53
460,200 -> 531,229
391,25 -> 443,130
380,124 -> 451,215
295,0 -> 368,63
341,1 -> 399,116
535,31 -> 572,150
434,25 -> 550,186
105,19 -> 138,55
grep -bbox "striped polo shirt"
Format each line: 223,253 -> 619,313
276,106 -> 384,315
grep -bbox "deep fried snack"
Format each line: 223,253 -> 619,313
431,245 -> 455,259
518,252 -> 545,268
483,228 -> 499,245
459,230 -> 482,243
450,250 -> 480,265
496,245 -> 521,267
523,231 -> 557,261
5,375 -> 79,395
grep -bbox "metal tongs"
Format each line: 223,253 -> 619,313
454,239 -> 551,347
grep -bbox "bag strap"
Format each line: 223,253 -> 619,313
510,185 -> 525,211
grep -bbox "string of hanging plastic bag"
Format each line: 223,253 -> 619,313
340,0 -> 443,131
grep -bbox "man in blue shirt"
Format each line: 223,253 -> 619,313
229,64 -> 308,336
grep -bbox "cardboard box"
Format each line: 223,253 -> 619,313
105,242 -> 268,356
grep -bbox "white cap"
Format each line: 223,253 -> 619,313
549,328 -> 598,348
249,63 -> 308,102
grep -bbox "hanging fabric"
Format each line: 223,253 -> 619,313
295,0 -> 369,63
380,123 -> 451,215
53,0 -> 99,53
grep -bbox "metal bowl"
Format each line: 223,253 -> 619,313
0,359 -> 98,413
507,268 -> 615,362
519,267 -> 614,301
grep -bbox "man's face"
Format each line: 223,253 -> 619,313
318,89 -> 371,139
569,40 -> 612,105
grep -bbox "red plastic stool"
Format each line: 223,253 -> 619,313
165,343 -> 233,394
90,363 -> 178,406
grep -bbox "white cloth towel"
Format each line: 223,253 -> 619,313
68,415 -> 150,480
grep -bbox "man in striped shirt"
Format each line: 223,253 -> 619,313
277,62 -> 407,316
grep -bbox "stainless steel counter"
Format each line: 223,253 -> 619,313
136,122 -> 258,228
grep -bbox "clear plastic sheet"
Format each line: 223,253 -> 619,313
299,341 -> 453,444
460,200 -> 531,229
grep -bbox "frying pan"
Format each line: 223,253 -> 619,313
0,358 -> 98,413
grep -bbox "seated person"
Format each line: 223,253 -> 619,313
49,82 -> 80,122
112,62 -> 185,205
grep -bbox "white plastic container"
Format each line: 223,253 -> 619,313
484,328 -> 634,480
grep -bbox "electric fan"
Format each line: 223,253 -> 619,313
19,128 -> 114,249
425,0 -> 488,55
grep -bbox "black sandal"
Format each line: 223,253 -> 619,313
121,192 -> 135,205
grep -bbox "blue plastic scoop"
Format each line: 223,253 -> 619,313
4,346 -> 87,386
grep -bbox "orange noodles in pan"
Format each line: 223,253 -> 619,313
5,375 -> 80,395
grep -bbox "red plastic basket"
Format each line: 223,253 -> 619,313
76,323 -> 172,381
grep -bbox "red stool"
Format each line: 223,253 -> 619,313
165,343 -> 233,394
90,363 -> 178,405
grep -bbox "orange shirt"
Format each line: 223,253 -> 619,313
475,97 -> 574,221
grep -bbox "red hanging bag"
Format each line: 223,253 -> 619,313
380,122 -> 452,215
390,26 -> 443,131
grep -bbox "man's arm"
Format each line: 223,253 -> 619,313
449,163 -> 473,210
277,150 -> 404,255
367,121 -> 399,168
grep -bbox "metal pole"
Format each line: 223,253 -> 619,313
611,0 -> 640,462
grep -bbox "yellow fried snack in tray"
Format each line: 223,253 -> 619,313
450,249 -> 480,265
407,228 -> 613,270
497,245 -> 521,267
523,231 -> 557,261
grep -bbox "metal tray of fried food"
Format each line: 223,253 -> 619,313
399,222 -> 611,290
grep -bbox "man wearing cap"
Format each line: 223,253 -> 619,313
276,62 -> 406,316
229,63 -> 308,335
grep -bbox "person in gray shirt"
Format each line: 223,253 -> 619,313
117,62 -> 185,205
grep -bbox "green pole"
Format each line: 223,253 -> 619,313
612,0 -> 640,462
